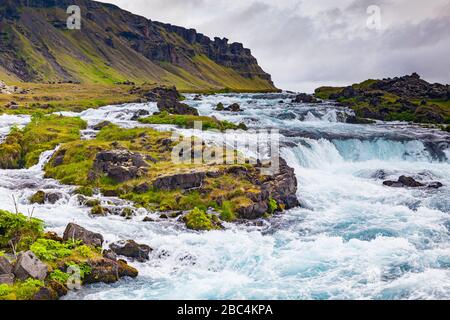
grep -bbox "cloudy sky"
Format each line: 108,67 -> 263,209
99,0 -> 450,91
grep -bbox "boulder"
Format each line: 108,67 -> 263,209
110,240 -> 152,262
13,251 -> 48,281
29,191 -> 62,204
92,150 -> 149,183
0,274 -> 14,285
293,93 -> 319,103
0,256 -> 13,274
118,259 -> 139,278
225,103 -> 242,112
428,182 -> 443,189
383,176 -> 425,188
130,109 -> 150,121
103,249 -> 118,261
63,223 -> 104,247
215,102 -> 225,111
84,258 -> 119,284
32,287 -> 58,301
153,172 -> 206,191
48,280 -> 68,297
93,121 -> 112,130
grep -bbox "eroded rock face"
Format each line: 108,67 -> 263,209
153,172 -> 206,191
63,223 -> 104,247
91,149 -> 149,183
370,73 -> 449,100
0,274 -> 15,285
110,240 -> 152,262
84,258 -> 119,284
235,158 -> 300,219
0,256 -> 13,275
13,251 -> 48,281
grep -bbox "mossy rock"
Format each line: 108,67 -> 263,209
29,191 -> 46,205
183,208 -> 222,231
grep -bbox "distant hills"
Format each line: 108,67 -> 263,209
0,0 -> 276,91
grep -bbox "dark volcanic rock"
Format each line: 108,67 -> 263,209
32,287 -> 58,301
383,176 -> 425,188
93,121 -> 112,130
293,93 -> 319,103
110,240 -> 152,262
84,258 -> 119,284
13,251 -> 48,281
225,103 -> 243,112
29,190 -> 63,205
0,274 -> 15,285
236,158 -> 300,219
92,149 -> 149,183
118,259 -> 139,278
370,73 -> 449,99
153,172 -> 206,191
0,256 -> 13,275
63,223 -> 104,247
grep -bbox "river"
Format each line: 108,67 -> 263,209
0,93 -> 449,300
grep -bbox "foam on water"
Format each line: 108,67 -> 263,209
0,94 -> 449,300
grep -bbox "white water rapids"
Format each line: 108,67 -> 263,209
0,94 -> 449,300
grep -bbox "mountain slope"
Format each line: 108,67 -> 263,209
0,0 -> 276,91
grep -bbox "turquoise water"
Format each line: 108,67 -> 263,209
0,94 -> 448,300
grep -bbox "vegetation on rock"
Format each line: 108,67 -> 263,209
315,74 -> 450,125
138,112 -> 247,131
0,114 -> 86,169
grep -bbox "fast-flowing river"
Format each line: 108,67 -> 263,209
0,93 -> 449,300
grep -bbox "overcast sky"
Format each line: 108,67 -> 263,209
98,0 -> 450,91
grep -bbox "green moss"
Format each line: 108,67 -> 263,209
184,207 -> 220,231
0,210 -> 44,251
90,205 -> 106,216
220,201 -> 237,222
268,198 -> 278,215
29,191 -> 45,204
0,114 -> 87,169
74,187 -> 94,197
30,239 -> 75,262
49,269 -> 70,284
138,112 -> 245,131
0,278 -> 46,300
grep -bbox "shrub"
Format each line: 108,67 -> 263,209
268,198 -> 278,214
184,208 -> 219,231
49,270 -> 70,284
30,239 -> 75,261
0,210 -> 44,251
220,201 -> 237,222
15,279 -> 44,300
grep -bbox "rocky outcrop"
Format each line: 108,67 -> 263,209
93,121 -> 112,130
153,172 -> 206,191
370,73 -> 449,100
0,274 -> 15,285
84,258 -> 119,284
110,240 -> 152,262
63,223 -> 104,247
234,158 -> 300,219
13,251 -> 48,281
91,150 -> 149,183
0,256 -> 13,275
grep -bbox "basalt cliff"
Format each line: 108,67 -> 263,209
0,0 -> 276,91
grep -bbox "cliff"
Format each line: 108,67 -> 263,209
0,0 -> 276,91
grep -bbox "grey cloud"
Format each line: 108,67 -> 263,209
99,0 -> 450,91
